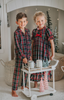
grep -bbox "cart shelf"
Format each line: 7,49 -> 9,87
21,59 -> 59,100
21,86 -> 56,98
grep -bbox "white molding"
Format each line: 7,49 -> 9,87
7,27 -> 11,61
45,0 -> 52,7
7,0 -> 64,13
37,0 -> 45,5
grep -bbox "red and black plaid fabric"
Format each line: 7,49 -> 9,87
14,27 -> 31,60
12,27 -> 31,90
30,26 -> 54,82
31,26 -> 54,62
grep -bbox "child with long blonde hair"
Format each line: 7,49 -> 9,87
30,11 -> 55,88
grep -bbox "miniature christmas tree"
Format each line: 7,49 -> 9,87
43,60 -> 47,67
53,27 -> 59,52
43,58 -> 49,67
46,11 -> 52,31
0,4 -> 1,8
44,72 -> 48,90
46,58 -> 49,66
39,77 -> 44,92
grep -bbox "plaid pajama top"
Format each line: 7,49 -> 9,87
14,27 -> 31,61
32,26 -> 54,62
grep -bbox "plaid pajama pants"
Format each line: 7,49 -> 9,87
12,58 -> 28,90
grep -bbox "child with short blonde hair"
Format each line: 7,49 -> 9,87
30,11 -> 55,88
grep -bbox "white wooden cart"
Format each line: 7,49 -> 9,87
21,59 -> 59,100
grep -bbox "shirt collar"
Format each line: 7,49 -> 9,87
17,26 -> 28,35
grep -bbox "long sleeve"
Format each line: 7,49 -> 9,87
27,30 -> 32,57
14,31 -> 26,60
29,35 -> 32,57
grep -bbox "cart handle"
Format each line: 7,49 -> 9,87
51,59 -> 59,68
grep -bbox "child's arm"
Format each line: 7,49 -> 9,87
14,32 -> 27,63
28,30 -> 32,60
31,29 -> 35,60
32,40 -> 34,59
49,39 -> 55,60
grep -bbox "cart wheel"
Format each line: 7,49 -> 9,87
50,93 -> 53,96
31,95 -> 37,100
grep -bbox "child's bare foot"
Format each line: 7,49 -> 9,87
34,82 -> 37,88
25,86 -> 29,89
12,90 -> 18,97
21,86 -> 23,89
21,86 -> 29,89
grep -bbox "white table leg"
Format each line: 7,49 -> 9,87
53,70 -> 55,90
28,68 -> 31,96
23,69 -> 25,91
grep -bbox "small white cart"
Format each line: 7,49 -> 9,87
21,59 -> 59,100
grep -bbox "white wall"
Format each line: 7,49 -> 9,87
58,10 -> 64,53
0,0 -> 11,79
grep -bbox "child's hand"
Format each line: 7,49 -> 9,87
30,56 -> 32,60
23,58 -> 28,64
50,55 -> 54,60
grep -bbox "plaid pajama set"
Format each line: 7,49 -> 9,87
12,27 -> 31,90
30,26 -> 54,82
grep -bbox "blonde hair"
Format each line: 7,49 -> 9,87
34,11 -> 47,22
